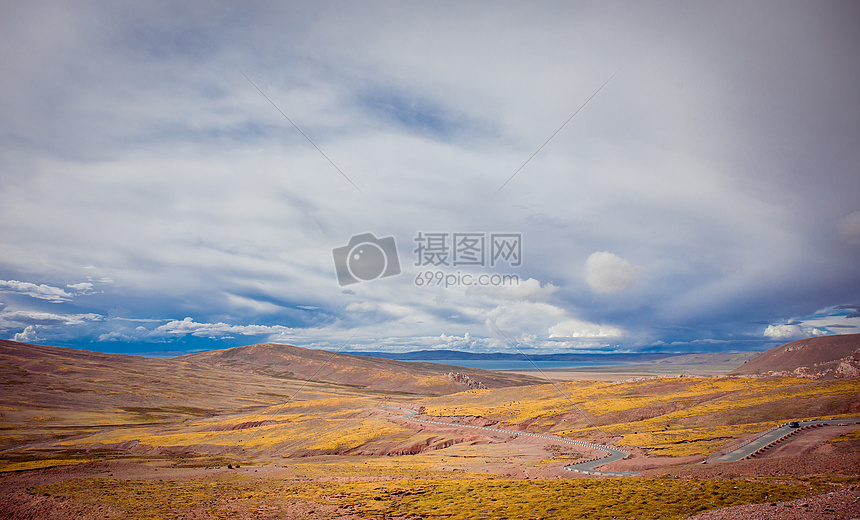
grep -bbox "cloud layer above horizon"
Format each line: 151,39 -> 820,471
1,1 -> 859,355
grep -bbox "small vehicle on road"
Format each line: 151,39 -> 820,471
789,421 -> 800,428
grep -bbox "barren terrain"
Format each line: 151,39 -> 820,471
731,333 -> 860,379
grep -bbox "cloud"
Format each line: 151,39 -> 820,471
834,304 -> 860,319
485,301 -> 566,335
0,310 -> 102,327
154,317 -> 296,340
66,282 -> 95,294
222,293 -> 286,314
0,280 -> 74,303
548,319 -> 624,339
345,302 -> 379,313
763,324 -> 829,341
431,333 -> 495,351
838,211 -> 860,245
13,325 -> 43,343
763,324 -> 804,340
482,300 -> 625,349
2,309 -> 103,344
769,304 -> 860,338
466,278 -> 557,302
1,2 -> 859,355
583,252 -> 645,294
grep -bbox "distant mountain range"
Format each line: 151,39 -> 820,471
348,350 -> 675,362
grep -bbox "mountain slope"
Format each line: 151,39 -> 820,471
0,340 -> 540,452
730,333 -> 860,379
177,343 -> 544,395
0,339 -> 375,450
0,339 -> 360,423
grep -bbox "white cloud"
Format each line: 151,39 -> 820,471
66,282 -> 94,294
0,310 -> 102,326
482,300 -> 625,349
13,325 -> 43,342
761,305 -> 859,343
346,302 -> 379,313
485,301 -> 566,334
583,252 -> 645,294
763,324 -> 803,340
548,319 -> 624,339
763,323 -> 829,341
0,280 -> 73,303
2,309 -> 102,343
466,278 -> 557,302
222,293 -> 285,314
155,317 -> 296,340
431,332 -> 495,351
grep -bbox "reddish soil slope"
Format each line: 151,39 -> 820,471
730,334 -> 860,379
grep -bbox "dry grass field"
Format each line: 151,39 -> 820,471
29,473 -> 833,520
2,339 -> 859,518
420,376 -> 860,457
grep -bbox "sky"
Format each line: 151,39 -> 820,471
1,1 -> 859,357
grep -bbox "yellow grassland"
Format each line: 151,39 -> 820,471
0,434 -> 28,445
829,429 -> 860,443
5,371 -> 857,479
52,397 -> 417,454
421,376 -> 860,456
33,474 -> 831,520
276,453 -> 455,478
1,458 -> 95,472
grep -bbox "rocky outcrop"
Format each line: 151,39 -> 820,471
447,372 -> 487,389
753,353 -> 860,379
836,358 -> 860,378
731,334 -> 860,380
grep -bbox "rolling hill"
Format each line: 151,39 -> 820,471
176,343 -> 544,394
730,333 -> 860,379
0,339 -> 375,450
0,340 -> 540,454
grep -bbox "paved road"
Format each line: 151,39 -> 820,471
388,406 -> 638,476
707,417 -> 860,463
390,407 -> 860,475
